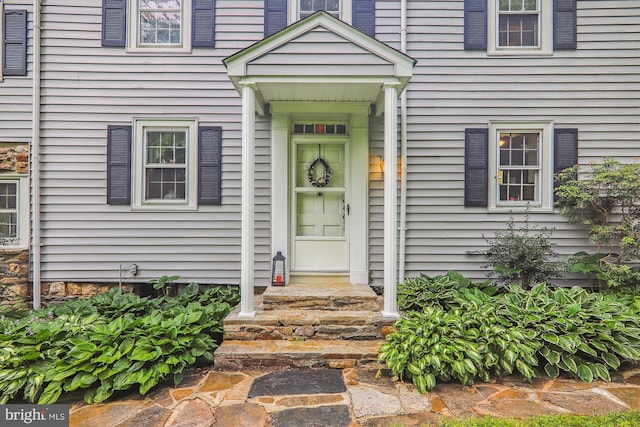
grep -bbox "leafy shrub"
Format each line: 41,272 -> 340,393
380,274 -> 640,393
555,158 -> 640,288
0,281 -> 239,404
481,212 -> 564,289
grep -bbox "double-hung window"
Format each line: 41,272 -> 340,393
265,0 -> 375,38
488,121 -> 553,210
488,0 -> 552,54
128,0 -> 192,52
133,119 -> 198,209
498,0 -> 539,47
0,182 -> 18,245
0,177 -> 28,247
465,0 -> 577,54
298,0 -> 342,20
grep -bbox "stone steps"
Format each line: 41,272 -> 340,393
213,339 -> 384,370
214,282 -> 394,369
223,306 -> 394,340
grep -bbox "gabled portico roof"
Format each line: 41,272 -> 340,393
223,11 -> 416,115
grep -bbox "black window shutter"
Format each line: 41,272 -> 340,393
102,0 -> 126,47
2,9 -> 27,76
264,0 -> 288,38
198,126 -> 222,205
554,128 -> 578,198
464,0 -> 487,50
554,0 -> 577,50
192,0 -> 215,47
465,128 -> 489,207
107,125 -> 132,205
352,0 -> 375,38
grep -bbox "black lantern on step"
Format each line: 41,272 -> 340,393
271,251 -> 286,286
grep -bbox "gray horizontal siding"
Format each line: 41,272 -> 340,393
247,27 -> 395,76
368,0 -> 640,284
38,1 -> 271,284
32,0 -> 639,287
0,2 -> 33,142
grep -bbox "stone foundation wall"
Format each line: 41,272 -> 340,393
42,282 -> 135,304
0,247 -> 136,306
0,143 -> 28,174
0,249 -> 29,304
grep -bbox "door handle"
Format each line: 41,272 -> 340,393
346,204 -> 350,215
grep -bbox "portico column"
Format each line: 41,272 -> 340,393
382,83 -> 400,318
239,82 -> 256,317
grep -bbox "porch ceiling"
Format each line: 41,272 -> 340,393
223,11 -> 415,115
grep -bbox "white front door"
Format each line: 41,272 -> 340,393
291,136 -> 349,272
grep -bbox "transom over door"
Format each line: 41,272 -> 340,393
291,137 -> 349,272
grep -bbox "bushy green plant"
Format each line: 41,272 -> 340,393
398,270 -> 498,312
380,273 -> 640,393
555,158 -> 640,288
0,280 -> 239,404
482,212 -> 564,289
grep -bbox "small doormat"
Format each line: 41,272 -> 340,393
248,369 -> 346,397
271,405 -> 352,427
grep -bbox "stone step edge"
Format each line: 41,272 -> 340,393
224,307 -> 397,327
261,300 -> 381,312
213,339 -> 385,370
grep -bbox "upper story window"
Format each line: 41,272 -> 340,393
299,0 -> 341,19
464,0 -> 576,54
102,0 -> 217,51
138,0 -> 183,46
497,0 -> 539,47
288,0 -> 352,27
489,0 -> 551,55
129,0 -> 192,51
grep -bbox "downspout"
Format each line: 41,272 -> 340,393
398,0 -> 408,282
31,0 -> 42,309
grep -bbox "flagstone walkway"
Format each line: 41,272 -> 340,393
68,366 -> 640,427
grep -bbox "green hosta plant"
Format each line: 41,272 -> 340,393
398,271 -> 498,312
379,303 -> 540,394
381,273 -> 640,393
0,280 -> 239,404
501,283 -> 640,383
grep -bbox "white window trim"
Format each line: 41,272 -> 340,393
288,0 -> 351,25
127,0 -> 192,53
132,118 -> 198,210
488,0 -> 552,56
0,175 -> 28,249
488,120 -> 553,212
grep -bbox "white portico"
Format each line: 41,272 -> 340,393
223,12 -> 415,318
